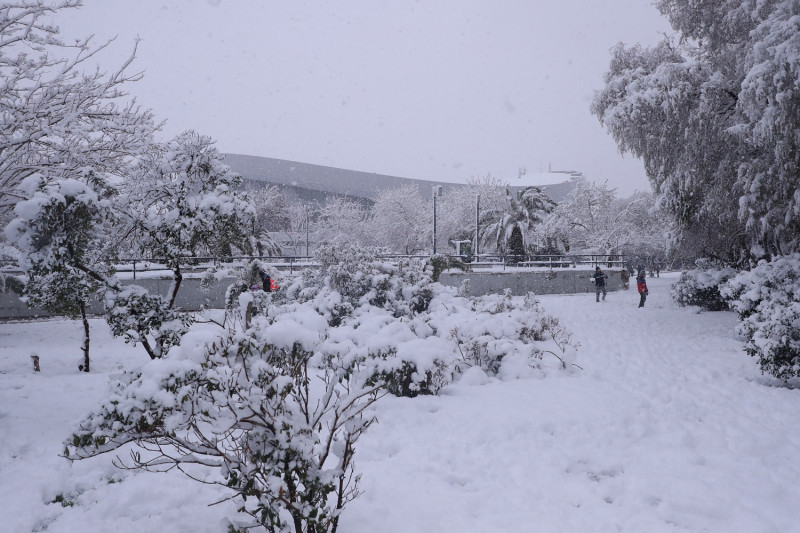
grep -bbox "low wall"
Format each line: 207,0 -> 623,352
0,270 -> 628,319
439,268 -> 626,296
0,277 -> 237,320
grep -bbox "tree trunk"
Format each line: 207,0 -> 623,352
168,266 -> 183,309
79,300 -> 90,372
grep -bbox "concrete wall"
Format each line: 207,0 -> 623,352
0,277 -> 237,320
0,270 -> 627,319
439,269 -> 626,296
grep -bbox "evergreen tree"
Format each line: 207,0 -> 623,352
507,224 -> 525,265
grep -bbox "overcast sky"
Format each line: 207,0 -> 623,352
52,1 -> 672,195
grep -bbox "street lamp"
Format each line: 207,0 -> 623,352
475,193 -> 480,259
432,185 -> 443,254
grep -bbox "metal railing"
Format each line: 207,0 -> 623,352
115,255 -> 316,279
2,253 -> 628,280
457,254 -> 627,270
114,253 -> 627,278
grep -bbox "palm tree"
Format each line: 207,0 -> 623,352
480,186 -> 556,254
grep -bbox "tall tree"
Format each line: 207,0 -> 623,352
591,0 -> 800,264
313,196 -> 369,249
0,1 -> 158,220
369,185 -> 429,254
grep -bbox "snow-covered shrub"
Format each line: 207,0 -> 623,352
66,320 -> 383,533
445,291 -> 578,376
290,244 -> 434,325
671,260 -> 738,311
104,286 -> 193,360
0,274 -> 24,294
280,245 -> 578,397
364,349 -> 449,398
429,253 -> 467,282
721,254 -> 800,379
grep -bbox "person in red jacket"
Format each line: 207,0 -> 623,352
636,270 -> 649,308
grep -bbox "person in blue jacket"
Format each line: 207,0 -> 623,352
593,266 -> 608,302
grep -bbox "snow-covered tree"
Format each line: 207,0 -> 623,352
368,185 -> 428,254
0,1 -> 158,220
480,186 -> 556,255
312,196 -> 369,249
542,181 -> 619,254
108,131 -> 256,359
612,191 -> 674,263
123,131 -> 255,301
247,182 -> 285,256
591,0 -> 800,263
4,170 -> 116,372
507,224 -> 525,264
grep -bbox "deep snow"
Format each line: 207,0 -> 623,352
1,272 -> 799,532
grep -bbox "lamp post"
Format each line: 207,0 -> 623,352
432,185 -> 442,254
304,205 -> 309,257
475,193 -> 480,259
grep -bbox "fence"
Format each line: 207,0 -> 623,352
111,253 -> 627,278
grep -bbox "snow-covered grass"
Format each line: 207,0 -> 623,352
2,272 -> 799,532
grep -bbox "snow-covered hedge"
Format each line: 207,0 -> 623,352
670,261 -> 738,311
721,254 -> 800,379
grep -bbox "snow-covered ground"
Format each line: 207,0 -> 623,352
1,272 -> 799,532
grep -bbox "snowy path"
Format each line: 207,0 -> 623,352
344,274 -> 800,533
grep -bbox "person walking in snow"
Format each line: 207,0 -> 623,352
637,270 -> 648,308
593,266 -> 608,302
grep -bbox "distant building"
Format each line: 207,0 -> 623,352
224,153 -> 583,205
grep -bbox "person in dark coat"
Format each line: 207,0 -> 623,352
637,270 -> 648,308
259,270 -> 272,292
593,266 -> 608,302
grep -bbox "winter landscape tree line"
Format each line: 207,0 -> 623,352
1,1 -> 799,531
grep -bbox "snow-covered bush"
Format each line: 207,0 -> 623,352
67,319 -> 382,533
429,253 -> 467,282
290,244 -> 434,325
66,243 -> 578,530
444,291 -> 577,377
224,260 -> 284,329
283,245 -> 577,397
670,261 -> 738,311
104,286 -> 193,360
0,273 -> 23,295
721,254 -> 800,379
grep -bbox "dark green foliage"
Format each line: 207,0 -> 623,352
367,360 -> 447,398
1,274 -> 24,295
507,224 -> 525,265
670,267 -> 737,311
428,253 -> 466,282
